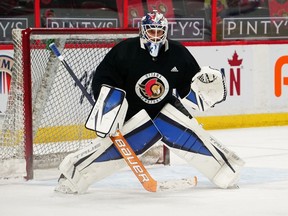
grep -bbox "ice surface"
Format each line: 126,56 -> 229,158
1,126 -> 287,216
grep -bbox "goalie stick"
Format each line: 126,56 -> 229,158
49,42 -> 197,192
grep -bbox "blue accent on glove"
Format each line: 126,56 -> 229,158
186,91 -> 198,104
102,88 -> 125,115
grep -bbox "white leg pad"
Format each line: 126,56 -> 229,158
157,104 -> 245,188
55,109 -> 162,194
213,152 -> 244,188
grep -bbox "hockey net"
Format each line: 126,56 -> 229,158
0,28 -> 169,180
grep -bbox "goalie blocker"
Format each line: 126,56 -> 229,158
85,84 -> 128,138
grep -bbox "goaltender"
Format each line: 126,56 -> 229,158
55,10 -> 244,193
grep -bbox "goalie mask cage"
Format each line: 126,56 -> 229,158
0,28 -> 147,180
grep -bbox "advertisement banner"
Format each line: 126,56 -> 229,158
46,18 -> 118,28
0,50 -> 13,116
0,18 -> 28,43
223,17 -> 288,40
187,44 -> 288,116
0,44 -> 287,129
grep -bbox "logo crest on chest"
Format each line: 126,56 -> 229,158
135,72 -> 169,104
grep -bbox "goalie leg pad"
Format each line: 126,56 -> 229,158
55,136 -> 113,193
56,109 -> 163,194
154,104 -> 245,188
56,158 -> 127,194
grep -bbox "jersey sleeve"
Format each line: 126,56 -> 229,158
176,46 -> 201,98
91,44 -> 125,101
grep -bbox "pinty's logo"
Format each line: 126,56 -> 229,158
0,55 -> 13,94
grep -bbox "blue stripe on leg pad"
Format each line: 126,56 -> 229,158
95,120 -> 162,162
154,113 -> 212,156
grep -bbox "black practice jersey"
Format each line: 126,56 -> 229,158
92,37 -> 200,120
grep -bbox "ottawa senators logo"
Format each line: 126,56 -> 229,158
139,78 -> 164,98
135,72 -> 169,104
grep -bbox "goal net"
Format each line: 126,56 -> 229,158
0,28 -> 169,180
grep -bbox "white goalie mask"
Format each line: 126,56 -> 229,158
140,10 -> 168,57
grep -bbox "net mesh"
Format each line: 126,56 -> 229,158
0,29 -> 138,178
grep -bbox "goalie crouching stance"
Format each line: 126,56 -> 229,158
55,10 -> 244,194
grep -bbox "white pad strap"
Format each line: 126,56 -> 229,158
85,85 -> 128,138
181,66 -> 227,111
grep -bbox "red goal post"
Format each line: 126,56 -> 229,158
0,28 -> 169,180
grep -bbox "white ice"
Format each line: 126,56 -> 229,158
1,126 -> 288,216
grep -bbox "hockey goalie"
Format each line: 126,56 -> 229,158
55,10 -> 245,194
